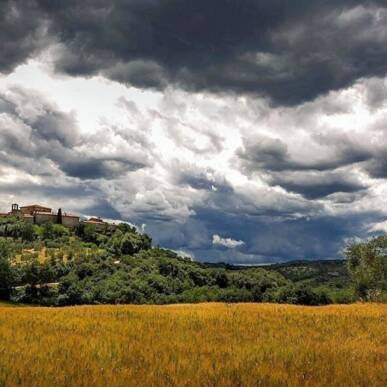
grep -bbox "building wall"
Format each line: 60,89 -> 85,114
23,216 -> 34,224
12,211 -> 24,219
2,204 -> 82,228
34,213 -> 57,225
34,213 -> 79,228
62,216 -> 79,228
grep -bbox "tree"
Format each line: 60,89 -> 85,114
57,208 -> 63,225
119,233 -> 143,255
82,225 -> 98,243
0,239 -> 13,299
20,221 -> 35,241
345,236 -> 387,301
42,222 -> 54,240
52,224 -> 70,238
213,270 -> 229,288
141,234 -> 152,250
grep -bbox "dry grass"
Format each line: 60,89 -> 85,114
0,303 -> 386,387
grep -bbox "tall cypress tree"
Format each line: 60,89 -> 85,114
57,208 -> 63,225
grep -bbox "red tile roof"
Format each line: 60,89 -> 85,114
88,217 -> 104,223
20,204 -> 51,209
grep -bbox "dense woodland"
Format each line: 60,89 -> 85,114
0,216 -> 386,306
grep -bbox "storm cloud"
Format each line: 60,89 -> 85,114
237,136 -> 373,173
267,171 -> 367,200
0,1 -> 387,105
0,0 -> 49,73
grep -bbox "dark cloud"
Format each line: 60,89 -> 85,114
237,136 -> 372,173
0,180 -> 93,201
0,0 -> 49,73
268,171 -> 367,199
81,200 -> 122,220
175,166 -> 233,193
145,205 -> 382,264
235,134 -> 376,199
365,78 -> 387,109
1,1 -> 387,105
61,158 -> 146,180
365,154 -> 387,178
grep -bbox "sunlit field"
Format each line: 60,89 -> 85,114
0,303 -> 386,387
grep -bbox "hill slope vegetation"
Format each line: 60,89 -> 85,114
0,216 -> 385,305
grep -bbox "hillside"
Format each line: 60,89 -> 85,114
269,259 -> 348,284
267,260 -> 354,302
0,216 -> 385,306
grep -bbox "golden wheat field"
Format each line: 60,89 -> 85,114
0,303 -> 386,387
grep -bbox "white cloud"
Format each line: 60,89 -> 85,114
172,249 -> 195,260
368,221 -> 387,233
212,234 -> 245,249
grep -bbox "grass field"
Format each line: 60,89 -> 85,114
0,303 -> 386,386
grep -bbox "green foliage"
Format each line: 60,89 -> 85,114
0,238 -> 14,299
0,217 -> 36,241
273,284 -> 331,305
42,222 -> 54,240
20,222 -> 35,241
345,236 -> 387,301
3,216 -> 384,306
8,243 -> 297,306
268,259 -> 356,303
80,224 -> 99,243
52,224 -> 70,238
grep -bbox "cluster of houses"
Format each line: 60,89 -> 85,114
0,203 -> 109,229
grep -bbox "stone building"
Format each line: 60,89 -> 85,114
83,217 -> 107,231
61,213 -> 80,228
5,204 -> 80,228
20,204 -> 51,216
1,203 -> 119,230
34,211 -> 58,225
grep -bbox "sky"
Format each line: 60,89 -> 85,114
0,0 -> 386,264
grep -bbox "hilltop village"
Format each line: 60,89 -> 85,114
0,203 -> 110,230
